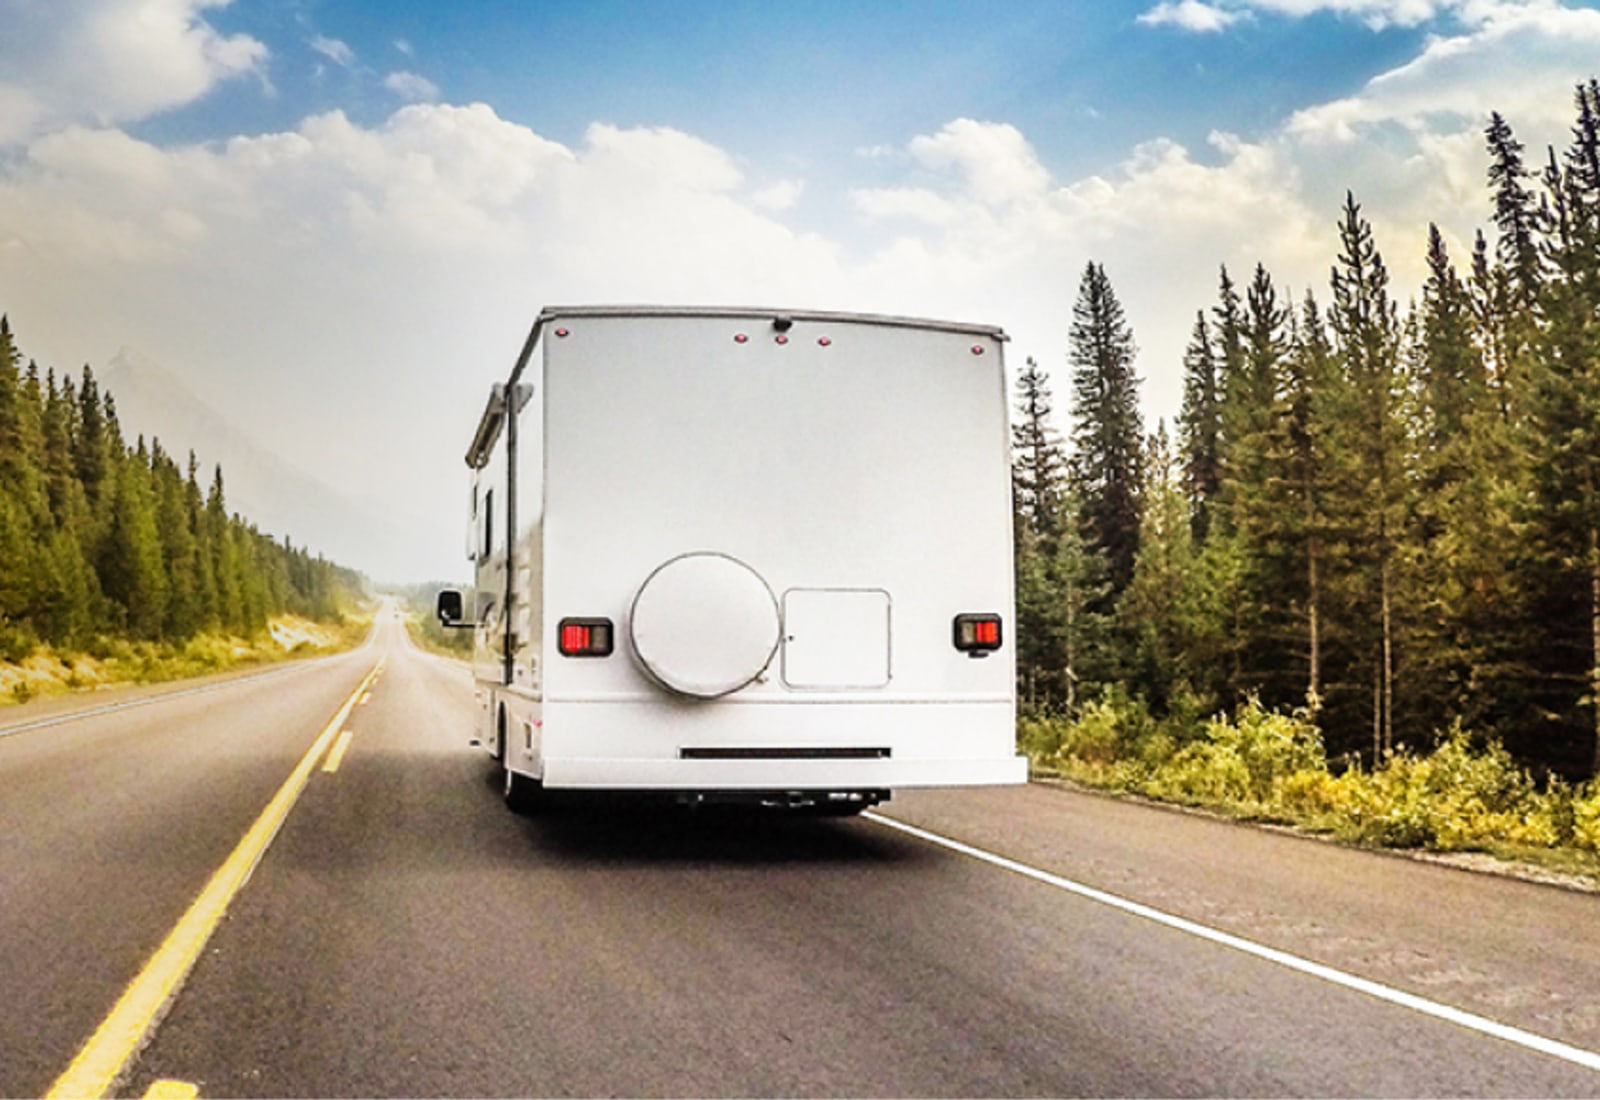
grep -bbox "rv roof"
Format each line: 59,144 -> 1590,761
487,305 -> 1007,408
535,305 -> 1007,342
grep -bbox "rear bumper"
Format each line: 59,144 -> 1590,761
541,753 -> 1028,790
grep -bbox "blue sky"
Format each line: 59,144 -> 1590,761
140,2 -> 1434,196
2,0 -> 1599,579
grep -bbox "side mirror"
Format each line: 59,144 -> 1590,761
436,588 -> 468,627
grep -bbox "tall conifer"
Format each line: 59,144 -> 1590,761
1328,193 -> 1410,759
1068,261 -> 1144,597
1177,312 -> 1221,544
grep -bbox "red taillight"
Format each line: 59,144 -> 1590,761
558,617 -> 614,657
953,614 -> 1002,654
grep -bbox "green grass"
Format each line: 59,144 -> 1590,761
1024,694 -> 1600,886
0,614 -> 366,706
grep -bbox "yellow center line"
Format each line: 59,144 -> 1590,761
142,1080 -> 198,1099
321,729 -> 355,774
45,661 -> 384,1100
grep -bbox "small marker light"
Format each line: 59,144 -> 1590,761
953,613 -> 1003,655
971,344 -> 986,356
818,336 -> 832,347
775,334 -> 789,345
558,617 -> 614,657
734,333 -> 749,344
554,327 -> 570,338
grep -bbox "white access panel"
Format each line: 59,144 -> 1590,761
782,588 -> 891,689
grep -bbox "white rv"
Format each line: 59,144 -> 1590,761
438,306 -> 1026,813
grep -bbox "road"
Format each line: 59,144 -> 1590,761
3,613 -> 1600,1097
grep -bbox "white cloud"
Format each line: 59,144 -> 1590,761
1140,0 -> 1564,32
383,71 -> 440,103
1289,1 -> 1600,140
394,39 -> 415,57
1138,2 -> 1249,32
907,119 -> 1050,206
0,0 -> 267,144
3,2 -> 1598,578
0,105 -> 846,576
749,179 -> 805,211
310,35 -> 355,68
850,186 -> 962,225
1242,0 -> 1460,28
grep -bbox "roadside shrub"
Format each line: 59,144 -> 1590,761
1017,713 -> 1072,761
1019,688 -> 1597,870
1329,728 -> 1558,850
1574,784 -> 1600,852
1271,768 -> 1346,822
1138,697 -> 1324,810
1144,739 -> 1252,804
1327,753 -> 1436,846
1061,697 -> 1126,766
0,618 -> 38,663
182,635 -> 236,672
1222,696 -> 1326,801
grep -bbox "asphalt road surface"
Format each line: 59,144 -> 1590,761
4,613 -> 1600,1097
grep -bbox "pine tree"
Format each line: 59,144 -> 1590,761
1327,193 -> 1411,760
1231,264 -> 1302,703
1221,264 -> 1286,510
0,314 -> 363,660
1121,422 -> 1203,712
1282,291 -> 1339,704
1012,357 -> 1069,540
1485,110 -> 1546,433
34,369 -> 96,642
1213,266 -> 1246,433
0,318 -> 51,644
1047,494 -> 1115,714
1012,357 -> 1070,708
1068,261 -> 1145,597
74,366 -> 113,511
205,465 -> 244,631
1408,226 -> 1515,738
1177,312 -> 1221,543
1417,226 -> 1482,456
1523,81 -> 1600,776
1009,356 -> 1112,711
151,440 -> 202,639
1487,110 -> 1545,311
186,450 -> 218,627
101,438 -> 168,637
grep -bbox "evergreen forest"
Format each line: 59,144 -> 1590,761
1015,80 -> 1600,783
0,316 -> 364,663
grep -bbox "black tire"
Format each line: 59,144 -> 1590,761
504,765 -> 544,815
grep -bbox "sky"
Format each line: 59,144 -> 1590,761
2,0 -> 1598,582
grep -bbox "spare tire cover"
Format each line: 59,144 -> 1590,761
629,552 -> 780,698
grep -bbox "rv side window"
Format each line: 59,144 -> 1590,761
482,488 -> 494,559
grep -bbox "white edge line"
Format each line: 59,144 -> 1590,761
864,811 -> 1600,1075
0,663 -> 316,740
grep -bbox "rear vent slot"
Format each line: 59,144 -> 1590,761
680,747 -> 890,760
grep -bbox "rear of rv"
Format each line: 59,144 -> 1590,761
489,307 -> 1024,802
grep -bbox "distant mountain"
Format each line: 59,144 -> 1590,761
103,347 -> 409,579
